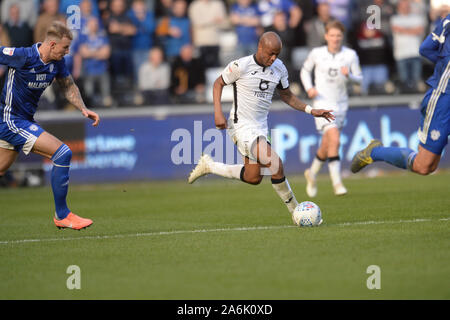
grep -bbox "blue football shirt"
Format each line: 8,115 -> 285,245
0,43 -> 70,121
419,14 -> 450,94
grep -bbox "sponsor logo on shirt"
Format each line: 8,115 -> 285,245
2,47 -> 15,56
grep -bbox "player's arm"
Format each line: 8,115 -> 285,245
212,75 -> 227,129
214,60 -> 241,129
278,87 -> 335,121
56,75 -> 100,126
0,47 -> 27,68
300,50 -> 317,99
342,52 -> 363,84
419,17 -> 447,63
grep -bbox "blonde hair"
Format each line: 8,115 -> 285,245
45,21 -> 73,41
325,20 -> 346,34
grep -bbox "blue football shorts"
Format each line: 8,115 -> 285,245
418,88 -> 449,155
0,117 -> 45,154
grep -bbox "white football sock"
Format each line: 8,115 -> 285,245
310,156 -> 325,177
328,158 -> 342,186
210,162 -> 243,180
272,177 -> 298,214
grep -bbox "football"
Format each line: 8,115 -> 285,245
293,201 -> 323,227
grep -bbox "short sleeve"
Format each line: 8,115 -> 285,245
221,59 -> 241,84
278,63 -> 289,90
0,47 -> 27,69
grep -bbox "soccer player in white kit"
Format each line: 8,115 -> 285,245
300,20 -> 363,197
188,32 -> 334,224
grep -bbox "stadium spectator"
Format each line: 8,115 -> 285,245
188,0 -> 227,68
155,0 -> 174,19
34,0 -> 66,43
170,44 -> 206,103
390,0 -> 427,93
59,0 -> 101,18
354,22 -> 391,95
138,47 -> 171,105
316,0 -> 353,30
128,0 -> 156,80
1,0 -> 38,28
79,17 -> 113,108
257,0 -> 302,30
230,0 -> 261,57
356,0 -> 395,40
105,0 -> 137,88
265,11 -> 294,68
304,2 -> 333,48
61,0 -> 94,79
158,0 -> 191,62
2,4 -> 33,48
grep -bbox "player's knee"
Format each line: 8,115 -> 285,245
52,144 -> 72,166
414,163 -> 435,175
245,175 -> 263,185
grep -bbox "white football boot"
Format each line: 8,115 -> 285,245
188,154 -> 213,184
333,182 -> 347,196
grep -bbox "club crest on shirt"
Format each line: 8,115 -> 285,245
430,130 -> 440,141
29,124 -> 39,132
2,47 -> 15,56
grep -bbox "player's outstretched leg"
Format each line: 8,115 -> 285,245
351,139 -> 418,173
188,154 -> 244,184
49,144 -> 93,230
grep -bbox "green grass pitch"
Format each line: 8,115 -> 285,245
0,170 -> 449,299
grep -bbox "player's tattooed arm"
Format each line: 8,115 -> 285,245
278,87 -> 335,122
56,75 -> 100,126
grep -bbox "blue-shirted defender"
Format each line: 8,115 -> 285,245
0,21 -> 100,230
351,13 -> 450,176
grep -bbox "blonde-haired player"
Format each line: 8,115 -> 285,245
301,20 -> 363,197
0,21 -> 100,229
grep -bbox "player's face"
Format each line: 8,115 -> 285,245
258,43 -> 281,67
50,37 -> 71,61
325,28 -> 343,51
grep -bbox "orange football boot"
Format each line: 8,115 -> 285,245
54,212 -> 93,230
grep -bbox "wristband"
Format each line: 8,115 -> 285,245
305,105 -> 313,114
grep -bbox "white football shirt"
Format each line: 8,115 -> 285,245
300,46 -> 362,112
221,55 -> 289,127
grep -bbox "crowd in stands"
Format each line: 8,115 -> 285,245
0,0 -> 448,109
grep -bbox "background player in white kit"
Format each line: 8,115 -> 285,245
300,20 -> 363,197
188,32 -> 334,224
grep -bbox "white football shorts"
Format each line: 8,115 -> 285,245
227,118 -> 268,161
313,100 -> 348,133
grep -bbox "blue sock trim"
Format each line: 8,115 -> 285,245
407,152 -> 417,171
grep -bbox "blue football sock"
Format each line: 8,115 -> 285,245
51,144 -> 72,219
371,146 -> 417,170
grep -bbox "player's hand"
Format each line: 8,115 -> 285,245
82,108 -> 100,127
214,113 -> 227,130
341,66 -> 349,77
307,88 -> 318,99
311,109 -> 335,122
